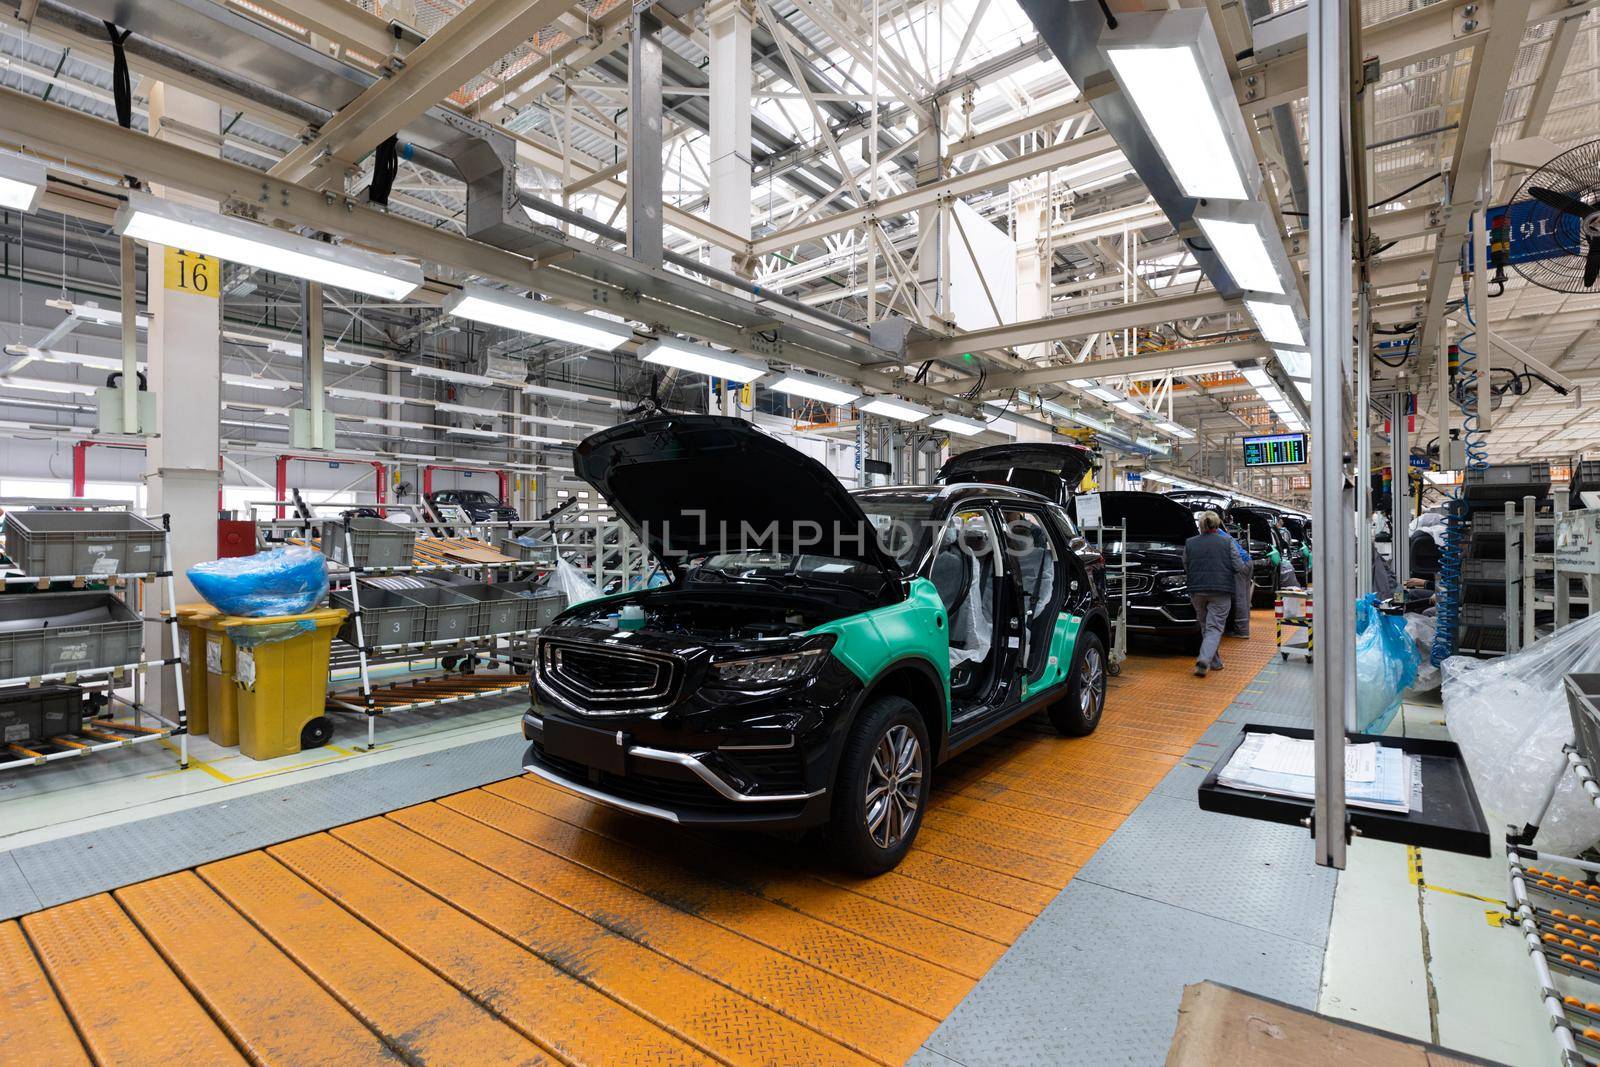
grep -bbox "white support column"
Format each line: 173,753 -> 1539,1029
142,82 -> 222,713
707,0 -> 753,279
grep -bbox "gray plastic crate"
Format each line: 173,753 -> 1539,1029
320,516 -> 417,569
1463,557 -> 1505,583
499,537 -> 554,565
1567,674 -> 1600,763
330,588 -> 423,648
0,686 -> 83,743
496,580 -> 567,629
0,592 -> 142,679
456,583 -> 529,636
1465,461 -> 1551,502
4,511 -> 166,577
398,586 -> 476,643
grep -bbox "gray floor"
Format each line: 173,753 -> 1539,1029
0,730 -> 527,919
912,657 -> 1334,1067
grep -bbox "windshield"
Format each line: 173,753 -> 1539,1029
855,498 -> 942,572
452,490 -> 498,504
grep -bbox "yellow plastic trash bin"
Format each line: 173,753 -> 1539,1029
172,603 -> 216,737
197,615 -> 240,747
225,607 -> 345,761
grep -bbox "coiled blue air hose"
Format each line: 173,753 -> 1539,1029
1430,282 -> 1491,665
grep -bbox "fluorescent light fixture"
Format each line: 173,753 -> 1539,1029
1241,366 -> 1274,390
434,401 -> 505,420
445,425 -> 502,438
929,413 -> 985,437
1103,11 -> 1255,200
411,365 -> 497,388
1195,217 -> 1283,293
0,152 -> 46,213
639,337 -> 766,382
1157,419 -> 1196,440
114,192 -> 421,300
1274,348 -> 1313,401
353,416 -> 430,430
1245,300 -> 1305,347
857,396 -> 930,422
222,373 -> 294,392
523,383 -> 603,403
767,373 -> 861,405
1113,399 -> 1146,417
443,285 -> 634,351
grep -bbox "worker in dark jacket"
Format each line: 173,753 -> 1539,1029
1184,511 -> 1253,677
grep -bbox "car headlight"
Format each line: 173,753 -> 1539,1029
1157,573 -> 1187,590
710,647 -> 826,688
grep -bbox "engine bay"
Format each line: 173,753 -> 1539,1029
554,589 -> 854,643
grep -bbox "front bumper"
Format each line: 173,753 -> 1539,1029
521,710 -> 833,828
1126,599 -> 1200,636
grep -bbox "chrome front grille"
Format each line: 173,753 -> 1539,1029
1106,571 -> 1154,595
536,639 -> 681,714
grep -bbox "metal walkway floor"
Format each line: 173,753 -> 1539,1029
0,621 -> 1279,1066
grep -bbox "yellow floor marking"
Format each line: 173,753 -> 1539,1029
1408,846 -> 1509,908
146,741 -> 377,783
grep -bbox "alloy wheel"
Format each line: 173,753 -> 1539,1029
1079,646 -> 1105,723
864,724 -> 923,849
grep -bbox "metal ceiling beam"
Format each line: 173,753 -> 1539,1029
978,341 -> 1271,391
751,132 -> 1117,255
225,0 -> 412,68
1235,0 -> 1594,113
906,290 -> 1234,361
271,0 -> 578,187
0,84 -> 900,381
1414,0 -> 1534,356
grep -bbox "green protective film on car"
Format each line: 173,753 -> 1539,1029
1022,611 -> 1082,701
805,576 -> 952,719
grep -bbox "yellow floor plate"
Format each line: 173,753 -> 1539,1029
1,617 -> 1277,1065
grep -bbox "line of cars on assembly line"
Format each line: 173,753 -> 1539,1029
513,418 -> 1311,872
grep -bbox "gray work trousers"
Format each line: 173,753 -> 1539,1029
1192,592 -> 1232,668
1230,568 -> 1252,636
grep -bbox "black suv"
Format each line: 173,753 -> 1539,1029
522,415 -> 1112,873
426,489 -> 520,523
1071,491 -> 1200,638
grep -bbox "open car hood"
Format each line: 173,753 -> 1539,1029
573,414 -> 902,576
1075,491 -> 1198,546
935,443 -> 1096,503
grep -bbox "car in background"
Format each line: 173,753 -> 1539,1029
522,416 -> 1112,874
1276,512 -> 1312,584
425,488 -> 520,524
1163,492 -> 1289,608
1070,491 -> 1200,639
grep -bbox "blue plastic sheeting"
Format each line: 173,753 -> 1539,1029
187,546 -> 328,618
1355,593 -> 1419,733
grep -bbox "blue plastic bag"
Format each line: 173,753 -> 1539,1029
1354,593 -> 1420,733
188,546 -> 328,618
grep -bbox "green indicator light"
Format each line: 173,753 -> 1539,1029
963,353 -> 974,362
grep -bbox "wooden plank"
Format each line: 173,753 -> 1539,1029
1166,981 -> 1493,1066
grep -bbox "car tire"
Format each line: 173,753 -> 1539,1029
1048,631 -> 1107,737
828,696 -> 930,876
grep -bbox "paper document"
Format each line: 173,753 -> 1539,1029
1218,733 -> 1415,814
1251,734 -> 1378,783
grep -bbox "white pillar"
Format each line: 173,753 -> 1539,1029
142,83 -> 222,712
707,0 -> 753,278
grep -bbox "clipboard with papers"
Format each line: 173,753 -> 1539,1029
1197,725 -> 1492,857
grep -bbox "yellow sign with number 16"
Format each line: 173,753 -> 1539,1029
163,247 -> 219,298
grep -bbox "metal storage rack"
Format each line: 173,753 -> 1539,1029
283,504 -> 548,750
0,499 -> 187,773
1081,520 -> 1128,676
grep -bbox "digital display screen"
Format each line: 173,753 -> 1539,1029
1242,433 -> 1307,467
